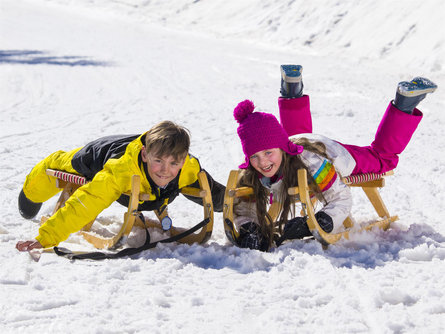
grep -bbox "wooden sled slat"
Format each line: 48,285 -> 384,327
223,170 -> 244,243
43,169 -> 214,249
169,171 -> 214,245
80,174 -> 140,249
223,168 -> 398,247
223,170 -> 283,244
295,169 -> 397,245
136,172 -> 214,245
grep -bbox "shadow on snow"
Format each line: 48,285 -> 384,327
0,50 -> 111,66
128,223 -> 445,273
278,222 -> 445,270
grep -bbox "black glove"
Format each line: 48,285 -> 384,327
276,212 -> 334,247
280,217 -> 312,242
315,211 -> 333,233
238,222 -> 268,251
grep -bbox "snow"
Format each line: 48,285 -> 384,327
1,0 -> 445,332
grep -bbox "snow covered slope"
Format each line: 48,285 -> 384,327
35,0 -> 445,75
1,0 -> 445,332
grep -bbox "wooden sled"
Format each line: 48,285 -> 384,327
223,168 -> 398,247
41,169 -> 214,249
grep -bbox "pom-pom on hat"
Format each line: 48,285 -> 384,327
234,99 -> 303,169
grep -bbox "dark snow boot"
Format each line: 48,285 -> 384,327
18,189 -> 42,219
280,64 -> 304,98
394,77 -> 437,114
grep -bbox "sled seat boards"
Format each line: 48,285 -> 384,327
223,169 -> 398,247
41,169 -> 214,249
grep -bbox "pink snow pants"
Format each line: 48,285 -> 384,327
278,96 -> 423,175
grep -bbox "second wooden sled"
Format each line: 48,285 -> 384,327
41,169 -> 214,249
223,168 -> 398,247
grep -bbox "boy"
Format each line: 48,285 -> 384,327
16,121 -> 225,251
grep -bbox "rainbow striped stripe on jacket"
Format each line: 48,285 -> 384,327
313,160 -> 337,192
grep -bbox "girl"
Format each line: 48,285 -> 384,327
232,65 -> 437,251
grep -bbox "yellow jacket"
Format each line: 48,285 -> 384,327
34,133 -> 201,248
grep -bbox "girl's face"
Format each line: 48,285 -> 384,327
249,148 -> 283,177
141,148 -> 185,187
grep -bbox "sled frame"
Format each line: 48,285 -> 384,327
41,169 -> 214,249
223,169 -> 398,246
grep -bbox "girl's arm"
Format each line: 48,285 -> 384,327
233,198 -> 259,229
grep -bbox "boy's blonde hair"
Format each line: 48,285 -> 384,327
145,121 -> 190,161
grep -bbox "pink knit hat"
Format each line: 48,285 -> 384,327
234,100 -> 304,169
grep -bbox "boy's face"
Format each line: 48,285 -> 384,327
141,148 -> 186,187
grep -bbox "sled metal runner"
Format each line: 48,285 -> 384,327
223,168 -> 398,247
41,169 -> 214,249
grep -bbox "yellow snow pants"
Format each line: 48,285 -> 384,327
22,148 -> 82,203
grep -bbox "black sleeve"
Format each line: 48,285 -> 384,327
182,170 -> 226,212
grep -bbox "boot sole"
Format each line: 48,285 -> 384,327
397,86 -> 437,97
397,77 -> 438,97
280,65 -> 303,83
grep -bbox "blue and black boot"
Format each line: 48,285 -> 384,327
394,77 -> 437,114
18,189 -> 42,219
280,64 -> 304,98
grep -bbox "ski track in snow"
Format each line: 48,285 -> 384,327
1,0 -> 445,333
